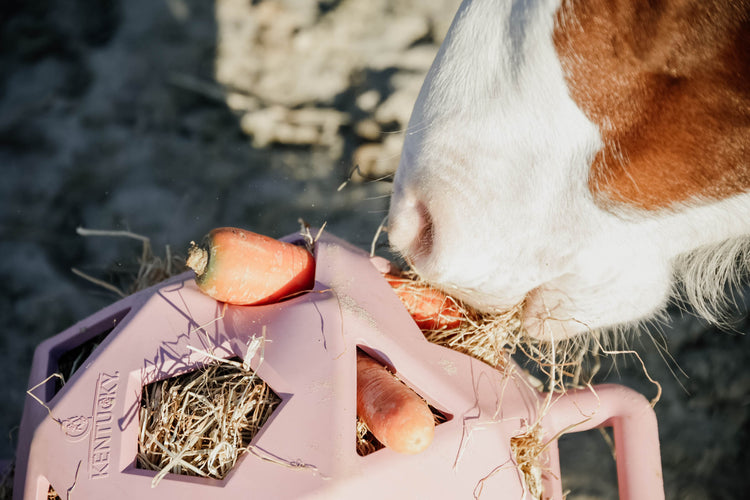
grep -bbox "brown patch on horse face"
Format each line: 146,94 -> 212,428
553,0 -> 750,210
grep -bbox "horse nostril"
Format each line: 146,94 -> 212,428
388,197 -> 435,261
413,202 -> 434,259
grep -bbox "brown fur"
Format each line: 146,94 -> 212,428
554,0 -> 750,210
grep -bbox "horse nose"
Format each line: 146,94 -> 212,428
388,196 -> 435,261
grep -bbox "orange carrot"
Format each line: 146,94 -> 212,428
356,350 -> 435,454
186,227 -> 315,305
385,275 -> 464,330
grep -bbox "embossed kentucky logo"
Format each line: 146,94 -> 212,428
88,371 -> 120,479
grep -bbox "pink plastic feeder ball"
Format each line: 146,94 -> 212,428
14,232 -> 664,499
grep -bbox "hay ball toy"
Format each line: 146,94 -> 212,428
14,230 -> 664,499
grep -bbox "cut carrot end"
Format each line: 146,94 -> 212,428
185,242 -> 208,278
187,227 -> 316,305
356,350 -> 435,455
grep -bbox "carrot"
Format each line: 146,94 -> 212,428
384,275 -> 464,330
185,227 -> 315,305
356,349 -> 435,454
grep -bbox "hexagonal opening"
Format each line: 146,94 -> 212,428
136,357 -> 281,480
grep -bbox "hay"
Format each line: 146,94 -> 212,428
422,310 -> 522,369
137,358 -> 281,485
355,418 -> 384,456
510,424 -> 546,500
73,227 -> 186,296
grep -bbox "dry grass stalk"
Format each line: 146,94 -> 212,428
422,310 -> 523,370
137,359 -> 281,486
74,227 -> 186,296
510,423 -> 546,500
129,239 -> 185,294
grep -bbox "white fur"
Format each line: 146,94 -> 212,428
387,0 -> 750,340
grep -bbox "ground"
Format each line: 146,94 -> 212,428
1,1 -> 748,498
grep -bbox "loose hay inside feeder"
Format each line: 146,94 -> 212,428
137,358 -> 281,484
